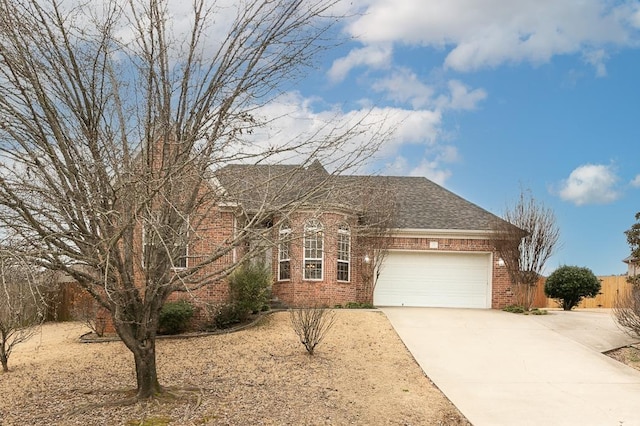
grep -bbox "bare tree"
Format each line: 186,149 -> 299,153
613,289 -> 640,336
0,0 -> 386,398
353,178 -> 396,303
0,247 -> 45,372
624,212 -> 640,286
491,190 -> 560,310
614,212 -> 640,335
290,306 -> 336,355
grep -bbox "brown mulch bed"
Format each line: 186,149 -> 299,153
0,311 -> 469,425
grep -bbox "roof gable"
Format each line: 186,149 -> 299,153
215,162 -> 509,232
214,162 -> 332,212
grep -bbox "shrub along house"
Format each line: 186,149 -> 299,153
197,160 -> 515,310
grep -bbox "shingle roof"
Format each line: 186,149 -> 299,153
215,162 -> 508,232
338,175 -> 504,230
215,161 -> 334,212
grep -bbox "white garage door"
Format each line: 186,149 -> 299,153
374,251 -> 491,308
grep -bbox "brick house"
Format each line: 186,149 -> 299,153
59,158 -> 516,325
182,160 -> 516,310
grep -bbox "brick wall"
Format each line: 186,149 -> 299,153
267,216 -> 514,309
383,235 -> 514,309
270,211 -> 360,307
77,208 -> 515,335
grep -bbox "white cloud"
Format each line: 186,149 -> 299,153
328,44 -> 393,82
372,70 -> 486,111
437,145 -> 460,163
384,156 -> 410,174
631,175 -> 640,188
102,0 -> 242,60
371,68 -> 435,108
382,142 -> 458,185
408,159 -> 452,185
243,91 -> 446,173
436,80 -> 487,111
583,49 -> 609,77
335,0 -> 640,76
386,108 -> 442,147
632,7 -> 640,28
384,156 -> 451,185
556,164 -> 620,205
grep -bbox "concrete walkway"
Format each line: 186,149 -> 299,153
381,307 -> 640,426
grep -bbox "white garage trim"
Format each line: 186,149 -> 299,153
390,228 -> 494,239
374,250 -> 492,308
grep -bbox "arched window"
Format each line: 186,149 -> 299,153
337,223 -> 350,282
278,221 -> 291,281
304,219 -> 323,280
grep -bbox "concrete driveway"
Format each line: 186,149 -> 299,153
381,307 -> 640,426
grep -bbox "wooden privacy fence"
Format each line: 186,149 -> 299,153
44,280 -> 85,322
533,275 -> 629,309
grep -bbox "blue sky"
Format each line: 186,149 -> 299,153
3,1 -> 637,276
67,0 -> 637,276
277,0 -> 640,275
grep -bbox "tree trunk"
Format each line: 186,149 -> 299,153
116,317 -> 164,399
132,339 -> 162,399
1,342 -> 8,372
562,298 -> 576,311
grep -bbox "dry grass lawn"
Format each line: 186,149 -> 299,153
0,310 -> 468,425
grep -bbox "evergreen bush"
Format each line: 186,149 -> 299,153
544,265 -> 601,311
158,300 -> 194,335
227,262 -> 271,321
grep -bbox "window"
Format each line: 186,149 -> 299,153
337,223 -> 350,282
304,219 -> 323,280
173,218 -> 189,269
142,215 -> 158,269
278,222 -> 291,281
142,215 -> 188,269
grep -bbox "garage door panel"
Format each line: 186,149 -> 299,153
374,251 -> 491,308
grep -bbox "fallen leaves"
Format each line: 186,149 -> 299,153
0,311 -> 469,425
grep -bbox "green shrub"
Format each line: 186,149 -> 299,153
544,265 -> 601,311
158,300 -> 194,335
334,302 -> 375,309
344,302 -> 374,309
502,305 -> 525,314
228,262 -> 272,321
503,305 -> 548,315
213,303 -> 244,329
126,416 -> 172,426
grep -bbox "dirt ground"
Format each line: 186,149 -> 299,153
0,310 -> 469,425
608,346 -> 640,373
